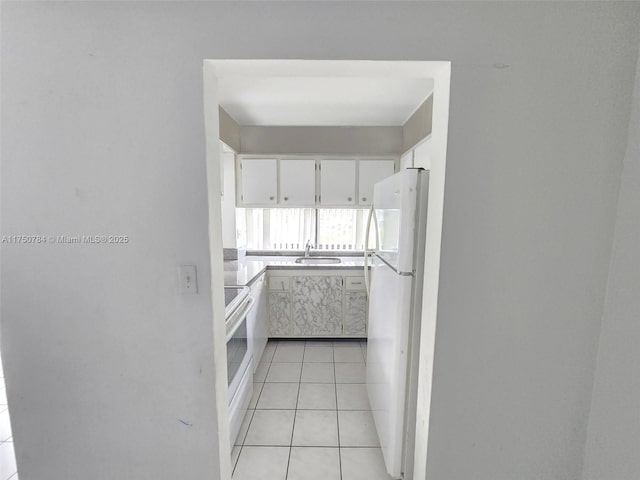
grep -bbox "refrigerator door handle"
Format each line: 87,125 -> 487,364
364,204 -> 379,296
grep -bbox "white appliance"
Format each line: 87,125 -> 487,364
364,169 -> 429,479
224,286 -> 255,446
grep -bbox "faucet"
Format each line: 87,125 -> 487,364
305,239 -> 314,257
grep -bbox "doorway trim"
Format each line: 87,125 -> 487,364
203,59 -> 451,480
203,65 -> 233,480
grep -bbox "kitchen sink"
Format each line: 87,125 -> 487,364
294,256 -> 342,265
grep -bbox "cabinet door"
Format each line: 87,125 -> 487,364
269,292 -> 292,336
240,158 -> 277,205
413,137 -> 432,170
344,292 -> 367,335
400,151 -> 414,170
292,276 -> 343,335
280,159 -> 316,205
358,160 -> 396,205
320,160 -> 356,206
268,276 -> 290,291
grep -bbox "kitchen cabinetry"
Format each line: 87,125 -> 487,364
413,136 -> 432,170
247,273 -> 268,370
292,276 -> 343,335
267,270 -> 367,337
358,160 -> 395,205
280,159 -> 316,205
343,276 -> 367,335
400,150 -> 414,170
269,293 -> 292,336
268,276 -> 292,336
239,158 -> 277,205
344,292 -> 367,335
237,156 -> 397,207
320,160 -> 356,205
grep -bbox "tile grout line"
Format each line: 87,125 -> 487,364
244,444 -> 361,448
235,444 -> 374,448
284,340 -> 305,480
234,390 -> 258,471
333,343 -> 344,480
233,340 -> 276,477
235,340 -> 367,479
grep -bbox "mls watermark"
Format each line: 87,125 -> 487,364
1,235 -> 129,245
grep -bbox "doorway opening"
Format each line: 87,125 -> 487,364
203,60 -> 451,480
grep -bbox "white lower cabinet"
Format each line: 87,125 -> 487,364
292,276 -> 343,336
267,270 -> 368,338
269,292 -> 292,336
344,292 -> 367,335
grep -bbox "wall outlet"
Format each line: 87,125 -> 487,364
179,265 -> 198,294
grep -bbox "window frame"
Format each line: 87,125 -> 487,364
244,207 -> 369,253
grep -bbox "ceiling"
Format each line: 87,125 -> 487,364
218,76 -> 434,127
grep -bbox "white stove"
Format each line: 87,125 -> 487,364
223,286 -> 254,446
224,286 -> 250,317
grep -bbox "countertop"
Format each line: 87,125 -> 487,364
223,255 -> 366,286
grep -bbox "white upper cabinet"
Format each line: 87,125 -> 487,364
413,136 -> 432,170
280,159 -> 316,205
358,159 -> 396,205
400,150 -> 414,170
238,156 -> 397,207
320,160 -> 356,206
240,158 -> 277,205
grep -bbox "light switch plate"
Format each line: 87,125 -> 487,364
179,265 -> 198,294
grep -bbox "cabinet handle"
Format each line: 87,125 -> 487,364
269,196 -> 275,200
284,196 -> 289,201
362,197 -> 367,202
347,197 -> 352,202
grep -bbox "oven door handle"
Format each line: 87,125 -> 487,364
225,295 -> 255,342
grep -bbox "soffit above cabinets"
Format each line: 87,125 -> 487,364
219,76 -> 433,127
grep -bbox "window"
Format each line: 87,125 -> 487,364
317,209 -> 369,251
245,208 -> 370,251
245,209 -> 315,250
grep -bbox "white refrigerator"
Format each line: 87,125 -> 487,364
365,168 -> 429,480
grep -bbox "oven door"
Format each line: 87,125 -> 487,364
226,295 -> 255,403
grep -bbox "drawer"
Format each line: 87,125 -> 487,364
268,276 -> 290,291
345,276 -> 366,291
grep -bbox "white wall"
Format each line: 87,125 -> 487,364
219,107 -> 241,153
403,95 -> 433,152
1,2 -> 639,480
221,149 -> 239,249
421,5 -> 639,478
1,3 -> 223,479
239,126 -> 403,155
582,44 -> 640,480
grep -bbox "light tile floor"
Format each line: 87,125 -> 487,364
0,354 -> 18,480
232,339 -> 393,480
